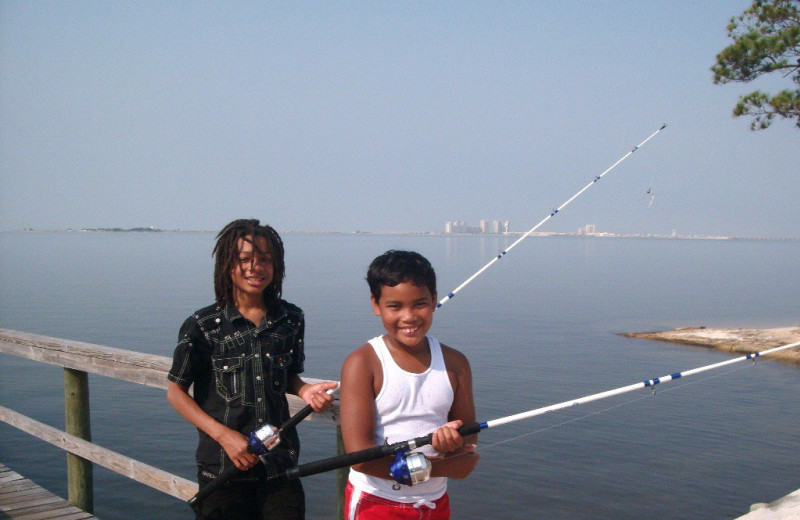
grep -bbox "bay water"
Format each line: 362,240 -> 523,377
0,231 -> 798,519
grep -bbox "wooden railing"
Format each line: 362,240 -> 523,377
0,328 -> 341,514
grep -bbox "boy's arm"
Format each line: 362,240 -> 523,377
429,346 -> 480,479
339,344 -> 394,478
167,381 -> 259,471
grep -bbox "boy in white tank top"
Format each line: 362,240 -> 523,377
339,250 -> 479,519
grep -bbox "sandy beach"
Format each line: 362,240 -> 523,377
621,326 -> 800,366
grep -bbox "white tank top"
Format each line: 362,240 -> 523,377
347,335 -> 454,502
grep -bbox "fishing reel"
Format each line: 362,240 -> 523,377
247,423 -> 281,457
389,449 -> 432,486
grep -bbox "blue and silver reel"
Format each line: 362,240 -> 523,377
389,449 -> 432,486
247,423 -> 281,456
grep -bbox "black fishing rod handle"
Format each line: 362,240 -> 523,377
404,422 -> 480,452
280,403 -> 314,432
187,464 -> 240,508
403,422 -> 481,449
457,422 -> 483,437
287,443 -> 394,480
285,423 -> 483,481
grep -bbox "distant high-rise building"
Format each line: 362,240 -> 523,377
499,220 -> 509,233
446,219 -> 509,234
491,220 -> 510,233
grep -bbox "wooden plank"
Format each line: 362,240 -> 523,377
0,406 -> 198,502
0,329 -> 170,389
22,512 -> 94,520
0,495 -> 65,514
0,464 -> 96,519
0,474 -> 25,485
0,481 -> 39,496
0,329 -> 339,424
0,486 -> 54,504
12,506 -> 94,520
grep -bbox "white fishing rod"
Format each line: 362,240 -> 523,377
485,341 -> 799,428
437,124 -> 667,309
272,340 -> 799,484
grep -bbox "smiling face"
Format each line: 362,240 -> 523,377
230,235 -> 274,306
371,281 -> 437,351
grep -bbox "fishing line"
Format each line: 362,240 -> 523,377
436,124 -> 667,309
472,358 -> 757,453
476,397 -> 642,452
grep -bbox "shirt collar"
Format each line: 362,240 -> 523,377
222,301 -> 288,326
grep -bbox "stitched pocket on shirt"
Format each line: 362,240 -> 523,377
212,355 -> 245,402
267,350 -> 293,395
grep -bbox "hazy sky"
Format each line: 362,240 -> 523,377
1,1 -> 797,237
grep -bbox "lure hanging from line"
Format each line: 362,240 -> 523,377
264,340 -> 799,485
436,124 -> 667,309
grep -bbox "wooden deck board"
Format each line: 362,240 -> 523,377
0,464 -> 98,520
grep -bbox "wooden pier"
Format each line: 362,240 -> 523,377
0,328 -> 342,518
0,462 -> 99,519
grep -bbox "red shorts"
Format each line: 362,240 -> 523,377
344,481 -> 451,520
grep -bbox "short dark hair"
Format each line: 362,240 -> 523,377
367,250 -> 436,302
212,219 -> 285,306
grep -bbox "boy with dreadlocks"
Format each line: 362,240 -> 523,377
168,219 -> 337,520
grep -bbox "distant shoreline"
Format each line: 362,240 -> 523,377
2,228 -> 798,241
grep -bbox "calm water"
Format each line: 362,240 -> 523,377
1,231 -> 798,519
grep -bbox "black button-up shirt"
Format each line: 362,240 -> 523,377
168,300 -> 305,477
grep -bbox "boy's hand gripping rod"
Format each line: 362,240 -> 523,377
187,385 -> 338,508
436,124 -> 667,309
274,341 -> 799,483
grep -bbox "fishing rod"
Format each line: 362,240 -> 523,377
188,385 -> 338,508
257,341 -> 799,485
187,124 -> 669,504
436,124 -> 667,309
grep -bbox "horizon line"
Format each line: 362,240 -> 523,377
2,227 -> 798,241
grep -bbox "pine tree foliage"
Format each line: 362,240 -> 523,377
712,0 -> 800,130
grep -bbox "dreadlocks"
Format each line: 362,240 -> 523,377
212,219 -> 285,306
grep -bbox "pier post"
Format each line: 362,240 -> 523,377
64,367 -> 93,513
